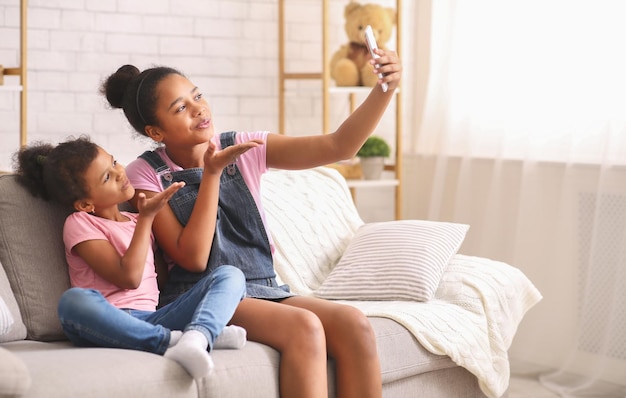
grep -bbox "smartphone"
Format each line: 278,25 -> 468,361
364,25 -> 388,92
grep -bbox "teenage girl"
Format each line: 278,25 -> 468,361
14,136 -> 259,378
102,48 -> 401,397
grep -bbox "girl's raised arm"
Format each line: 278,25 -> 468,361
266,48 -> 402,170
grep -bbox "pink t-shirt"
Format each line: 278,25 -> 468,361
125,131 -> 274,256
63,211 -> 159,311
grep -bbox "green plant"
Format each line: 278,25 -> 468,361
357,135 -> 391,158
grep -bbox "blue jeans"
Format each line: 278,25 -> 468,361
57,265 -> 246,355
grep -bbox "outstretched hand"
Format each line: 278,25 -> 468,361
371,48 -> 402,91
203,139 -> 265,175
135,181 -> 186,217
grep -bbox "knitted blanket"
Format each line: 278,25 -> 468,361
261,167 -> 542,398
339,255 -> 542,398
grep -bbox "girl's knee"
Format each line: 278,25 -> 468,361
332,306 -> 377,353
267,308 -> 325,353
59,287 -> 86,302
57,288 -> 105,333
290,310 -> 326,348
211,264 -> 239,280
342,306 -> 373,334
213,265 -> 246,295
224,264 -> 245,284
298,310 -> 325,333
58,288 -> 101,314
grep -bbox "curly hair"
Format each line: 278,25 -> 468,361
13,135 -> 99,210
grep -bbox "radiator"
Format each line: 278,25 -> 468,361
577,192 -> 626,360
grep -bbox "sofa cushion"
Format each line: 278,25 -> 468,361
1,318 -> 468,398
315,220 -> 469,301
2,340 -> 196,398
0,175 -> 72,341
0,297 -> 12,334
0,346 -> 31,396
0,259 -> 27,342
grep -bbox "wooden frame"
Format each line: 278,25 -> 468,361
1,0 -> 28,147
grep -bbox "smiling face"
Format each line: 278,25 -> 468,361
75,147 -> 135,214
146,73 -> 214,150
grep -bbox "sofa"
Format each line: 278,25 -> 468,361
0,166 -> 541,398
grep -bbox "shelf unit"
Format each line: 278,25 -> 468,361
1,0 -> 28,147
278,0 -> 402,220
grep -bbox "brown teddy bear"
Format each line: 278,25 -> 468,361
330,2 -> 396,87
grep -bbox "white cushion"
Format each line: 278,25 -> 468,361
0,258 -> 26,342
314,220 -> 469,301
0,296 -> 13,335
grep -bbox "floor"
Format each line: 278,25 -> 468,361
507,360 -> 560,398
507,373 -> 626,398
508,375 -> 559,398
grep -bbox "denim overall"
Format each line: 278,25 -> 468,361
139,131 -> 293,306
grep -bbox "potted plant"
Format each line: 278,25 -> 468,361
357,135 -> 391,180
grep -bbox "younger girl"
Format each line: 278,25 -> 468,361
14,136 -> 259,378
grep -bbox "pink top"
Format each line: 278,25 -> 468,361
125,131 -> 274,262
63,211 -> 159,311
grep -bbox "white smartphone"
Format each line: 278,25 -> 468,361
364,25 -> 388,92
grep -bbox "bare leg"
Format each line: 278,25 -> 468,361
283,296 -> 382,398
229,298 -> 328,398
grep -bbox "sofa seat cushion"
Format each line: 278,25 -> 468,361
0,346 -> 31,396
209,317 -> 460,397
203,342 -> 281,397
2,340 -> 197,398
1,316 -> 462,398
370,317 -> 459,384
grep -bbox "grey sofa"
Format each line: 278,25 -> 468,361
0,167 -> 533,398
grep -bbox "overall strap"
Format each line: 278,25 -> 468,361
219,131 -> 237,175
138,150 -> 169,173
219,131 -> 237,149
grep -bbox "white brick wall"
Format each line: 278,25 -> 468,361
1,0 -> 408,221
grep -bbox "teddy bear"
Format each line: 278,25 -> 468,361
330,2 -> 396,88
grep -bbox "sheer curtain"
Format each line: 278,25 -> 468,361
406,1 -> 626,396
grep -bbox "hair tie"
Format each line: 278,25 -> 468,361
135,71 -> 151,126
36,155 -> 47,165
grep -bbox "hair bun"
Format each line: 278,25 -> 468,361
101,64 -> 141,109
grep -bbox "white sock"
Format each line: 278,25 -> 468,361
164,330 -> 213,378
169,330 -> 183,347
213,325 -> 247,350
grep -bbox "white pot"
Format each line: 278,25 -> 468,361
359,157 -> 385,180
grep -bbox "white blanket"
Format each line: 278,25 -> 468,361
261,168 -> 542,398
336,255 -> 542,398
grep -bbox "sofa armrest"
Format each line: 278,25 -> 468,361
261,167 -> 364,295
0,346 -> 31,396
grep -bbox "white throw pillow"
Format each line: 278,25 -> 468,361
0,296 -> 14,335
314,220 -> 470,301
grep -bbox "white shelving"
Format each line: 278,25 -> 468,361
278,0 -> 403,219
